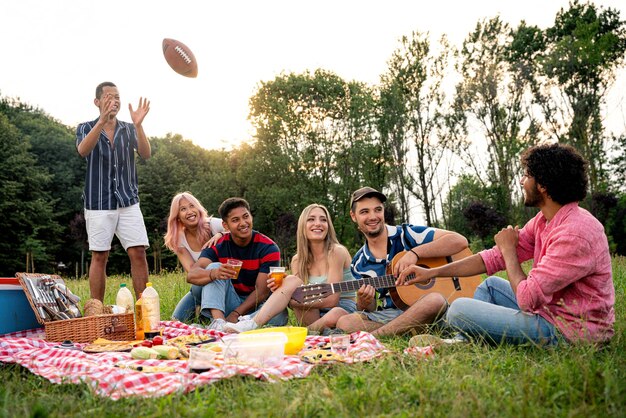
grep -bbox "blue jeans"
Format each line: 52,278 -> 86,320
172,264 -> 288,326
446,276 -> 561,346
172,263 -> 220,321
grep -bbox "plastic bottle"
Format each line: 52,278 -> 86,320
115,283 -> 134,313
141,282 -> 161,333
135,293 -> 144,340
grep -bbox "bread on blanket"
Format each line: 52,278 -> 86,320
83,299 -> 104,316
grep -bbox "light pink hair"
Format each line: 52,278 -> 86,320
164,192 -> 212,252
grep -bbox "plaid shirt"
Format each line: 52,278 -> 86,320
76,118 -> 140,210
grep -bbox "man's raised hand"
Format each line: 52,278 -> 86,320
129,97 -> 150,127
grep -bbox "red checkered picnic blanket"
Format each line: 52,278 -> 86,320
0,321 -> 389,400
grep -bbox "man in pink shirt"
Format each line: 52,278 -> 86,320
398,143 -> 614,345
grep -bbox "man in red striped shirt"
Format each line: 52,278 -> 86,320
188,198 -> 287,330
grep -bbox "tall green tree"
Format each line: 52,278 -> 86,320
1,98 -> 85,272
379,32 -> 455,225
0,112 -> 60,275
452,17 -> 540,221
247,70 -> 386,254
514,1 -> 626,192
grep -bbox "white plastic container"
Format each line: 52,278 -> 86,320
141,282 -> 160,332
115,283 -> 134,313
221,332 -> 287,367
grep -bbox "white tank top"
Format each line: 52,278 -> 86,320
178,217 -> 224,261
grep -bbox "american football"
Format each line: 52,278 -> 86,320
162,38 -> 198,78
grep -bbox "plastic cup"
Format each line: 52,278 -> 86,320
188,347 -> 217,373
227,259 -> 243,279
330,334 -> 350,356
269,266 -> 286,288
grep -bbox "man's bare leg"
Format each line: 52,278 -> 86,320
292,306 -> 321,327
127,246 -> 148,298
371,293 -> 447,338
307,307 -> 349,332
89,250 -> 109,301
336,312 -> 384,333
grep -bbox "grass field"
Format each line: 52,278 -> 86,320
1,258 -> 624,418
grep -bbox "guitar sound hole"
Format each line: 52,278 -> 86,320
413,264 -> 434,289
414,278 -> 434,290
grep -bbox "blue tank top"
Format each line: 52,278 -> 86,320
308,267 -> 356,299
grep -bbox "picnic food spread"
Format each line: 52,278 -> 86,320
0,321 -> 390,399
1,273 -> 391,399
11,274 -> 356,366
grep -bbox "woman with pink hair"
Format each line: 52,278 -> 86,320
165,192 -> 225,321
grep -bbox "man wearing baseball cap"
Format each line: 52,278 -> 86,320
335,187 -> 469,337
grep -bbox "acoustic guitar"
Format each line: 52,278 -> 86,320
291,247 -> 482,310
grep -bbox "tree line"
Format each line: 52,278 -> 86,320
1,1 -> 625,277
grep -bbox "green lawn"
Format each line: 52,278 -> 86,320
1,258 -> 624,417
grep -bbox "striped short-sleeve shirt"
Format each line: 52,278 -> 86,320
76,118 -> 140,210
200,231 -> 280,296
351,224 -> 435,309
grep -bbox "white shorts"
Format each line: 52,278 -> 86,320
85,203 -> 149,251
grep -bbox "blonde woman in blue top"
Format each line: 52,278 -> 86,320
224,203 -> 356,333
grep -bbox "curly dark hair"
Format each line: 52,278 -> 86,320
218,197 -> 251,220
521,143 -> 588,205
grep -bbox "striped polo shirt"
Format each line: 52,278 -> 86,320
351,224 -> 435,309
76,118 -> 140,210
200,231 -> 280,296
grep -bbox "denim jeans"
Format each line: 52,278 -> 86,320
171,263 -> 287,326
172,263 -> 220,322
446,276 -> 561,345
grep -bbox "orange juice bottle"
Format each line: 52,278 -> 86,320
141,282 -> 160,333
135,293 -> 144,340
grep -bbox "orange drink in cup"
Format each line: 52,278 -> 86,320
269,266 -> 286,288
227,259 -> 243,279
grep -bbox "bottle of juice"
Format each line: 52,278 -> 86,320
135,293 -> 144,340
141,282 -> 161,333
115,283 -> 134,313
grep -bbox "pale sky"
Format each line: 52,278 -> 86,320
1,0 -> 625,151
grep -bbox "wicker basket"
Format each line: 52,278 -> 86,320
16,273 -> 135,343
44,312 -> 135,343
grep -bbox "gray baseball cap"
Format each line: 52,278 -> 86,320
350,187 -> 387,208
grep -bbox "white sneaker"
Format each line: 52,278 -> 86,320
206,318 -> 227,331
223,319 -> 258,333
441,335 -> 468,345
408,334 -> 467,348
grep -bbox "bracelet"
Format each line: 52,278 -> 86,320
233,310 -> 242,317
409,248 -> 420,261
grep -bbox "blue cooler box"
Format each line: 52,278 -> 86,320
0,277 -> 42,334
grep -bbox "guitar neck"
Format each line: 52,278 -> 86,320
330,273 -> 413,293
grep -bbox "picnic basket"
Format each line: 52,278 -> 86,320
16,273 -> 135,343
